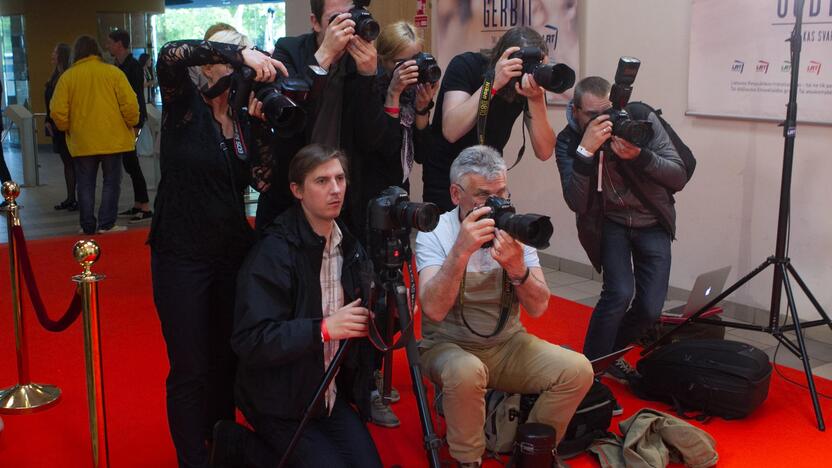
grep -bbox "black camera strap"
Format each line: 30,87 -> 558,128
476,77 -> 526,171
458,269 -> 516,339
365,272 -> 415,353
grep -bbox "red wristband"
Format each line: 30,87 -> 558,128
321,319 -> 331,342
491,86 -> 498,96
384,106 -> 400,115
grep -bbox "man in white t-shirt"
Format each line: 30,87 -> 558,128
415,145 -> 593,467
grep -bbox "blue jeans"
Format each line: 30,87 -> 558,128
582,219 -> 672,361
73,154 -> 123,234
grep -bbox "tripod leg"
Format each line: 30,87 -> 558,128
394,284 -> 443,468
786,263 -> 832,331
780,264 -> 826,431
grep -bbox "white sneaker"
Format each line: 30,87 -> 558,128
97,225 -> 127,234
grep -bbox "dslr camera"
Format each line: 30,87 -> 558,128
330,0 -> 380,42
231,66 -> 310,136
600,57 -> 654,147
481,196 -> 554,250
367,186 -> 439,233
413,52 -> 442,84
508,47 -> 575,94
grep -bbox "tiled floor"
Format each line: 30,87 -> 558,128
3,142 -> 832,378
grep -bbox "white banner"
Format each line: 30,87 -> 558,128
432,0 -> 580,104
688,0 -> 832,124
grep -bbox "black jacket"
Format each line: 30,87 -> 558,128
117,54 -> 147,128
255,33 -> 387,234
232,203 -> 377,421
555,103 -> 687,272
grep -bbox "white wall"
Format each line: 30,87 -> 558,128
416,0 -> 832,320
285,0 -> 311,37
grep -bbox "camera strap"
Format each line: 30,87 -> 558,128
365,274 -> 415,353
476,77 -> 525,171
458,269 -> 516,339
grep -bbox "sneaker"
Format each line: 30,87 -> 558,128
128,210 -> 153,224
209,420 -> 249,468
374,369 -> 400,403
97,225 -> 127,234
118,207 -> 141,217
370,393 -> 401,428
612,400 -> 624,416
604,358 -> 640,385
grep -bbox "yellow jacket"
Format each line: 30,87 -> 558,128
49,55 -> 139,157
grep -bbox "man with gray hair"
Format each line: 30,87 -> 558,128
415,145 -> 593,467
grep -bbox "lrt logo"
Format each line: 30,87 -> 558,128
807,61 -> 822,75
781,61 -> 791,72
731,60 -> 745,73
756,61 -> 769,73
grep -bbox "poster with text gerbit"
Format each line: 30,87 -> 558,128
688,0 -> 832,124
433,0 -> 580,104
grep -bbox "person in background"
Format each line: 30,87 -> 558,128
149,26 -> 285,467
106,29 -> 153,224
49,35 -> 138,235
45,42 -> 76,212
139,53 -> 157,104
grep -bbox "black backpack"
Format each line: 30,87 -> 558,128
633,339 -> 772,420
626,101 -> 696,185
519,380 -> 616,458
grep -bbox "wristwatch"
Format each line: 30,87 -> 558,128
308,64 -> 328,76
415,100 -> 435,115
509,267 -> 531,286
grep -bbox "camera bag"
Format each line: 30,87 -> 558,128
632,339 -> 772,420
503,380 -> 616,459
484,390 -> 522,453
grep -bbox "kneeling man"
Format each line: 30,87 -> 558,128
415,145 -> 593,467
229,144 -> 382,467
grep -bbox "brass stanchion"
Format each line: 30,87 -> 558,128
72,239 -> 109,468
0,181 -> 61,413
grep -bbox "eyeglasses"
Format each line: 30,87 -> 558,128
454,183 -> 511,205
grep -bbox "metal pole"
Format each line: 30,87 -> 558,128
0,181 -> 61,413
72,239 -> 109,468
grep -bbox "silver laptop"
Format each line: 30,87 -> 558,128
661,266 -> 732,319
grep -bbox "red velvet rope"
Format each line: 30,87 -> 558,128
11,225 -> 82,332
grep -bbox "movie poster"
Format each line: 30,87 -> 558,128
432,0 -> 580,104
688,0 -> 832,124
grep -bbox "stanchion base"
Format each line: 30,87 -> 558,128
0,383 -> 61,414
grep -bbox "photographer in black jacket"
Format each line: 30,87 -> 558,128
212,144 -> 382,468
255,0 -> 386,237
554,76 -> 687,392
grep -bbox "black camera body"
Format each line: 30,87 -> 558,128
367,186 -> 439,233
481,196 -> 553,250
232,66 -> 309,136
330,1 -> 379,42
601,57 -> 653,147
413,52 -> 442,84
507,47 -> 575,94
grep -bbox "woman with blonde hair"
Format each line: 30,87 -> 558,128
149,25 -> 286,467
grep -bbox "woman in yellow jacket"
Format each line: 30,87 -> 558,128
49,35 -> 139,234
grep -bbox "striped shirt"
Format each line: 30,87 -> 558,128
321,222 -> 344,414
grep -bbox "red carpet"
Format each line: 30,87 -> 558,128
1,229 -> 831,467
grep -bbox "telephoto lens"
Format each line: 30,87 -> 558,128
484,196 -> 554,250
531,62 -> 575,94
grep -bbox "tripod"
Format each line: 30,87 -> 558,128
643,0 -> 832,431
277,231 -> 443,468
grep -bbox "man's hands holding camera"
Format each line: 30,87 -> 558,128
492,46 -> 545,100
455,207 -> 524,276
388,60 -> 419,99
324,298 -> 370,340
315,13 -> 377,76
579,114 -> 613,156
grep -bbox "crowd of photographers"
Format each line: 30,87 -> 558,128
83,0 -> 689,467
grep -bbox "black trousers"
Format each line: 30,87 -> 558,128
244,396 -> 382,468
151,251 -> 239,468
122,149 -> 149,204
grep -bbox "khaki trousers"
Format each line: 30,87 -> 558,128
420,332 -> 593,463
